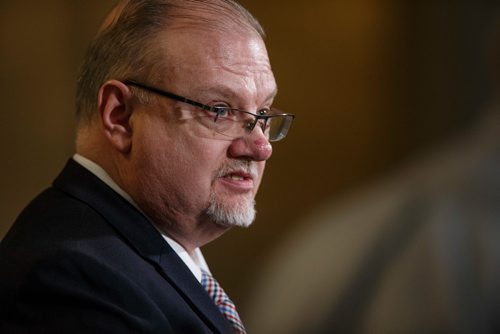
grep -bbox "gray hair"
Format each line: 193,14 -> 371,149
75,0 -> 265,125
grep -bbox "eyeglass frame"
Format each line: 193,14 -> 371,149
122,79 -> 295,142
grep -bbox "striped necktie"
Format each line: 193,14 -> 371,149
201,270 -> 246,334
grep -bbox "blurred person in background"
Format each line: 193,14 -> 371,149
0,0 -> 293,333
245,7 -> 500,334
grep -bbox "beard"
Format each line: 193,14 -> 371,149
206,193 -> 256,228
205,160 -> 259,228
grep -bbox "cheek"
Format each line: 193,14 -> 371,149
156,137 -> 229,192
133,115 -> 233,196
130,122 -> 183,190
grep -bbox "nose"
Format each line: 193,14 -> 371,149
227,126 -> 273,161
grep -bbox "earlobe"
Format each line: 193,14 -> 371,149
98,80 -> 134,153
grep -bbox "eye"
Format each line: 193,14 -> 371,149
213,105 -> 230,118
258,108 -> 270,116
209,101 -> 228,114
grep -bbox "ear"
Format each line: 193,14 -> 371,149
98,80 -> 134,153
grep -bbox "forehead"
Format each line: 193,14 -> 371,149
155,25 -> 277,102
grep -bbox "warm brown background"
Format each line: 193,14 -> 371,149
1,0 -> 498,320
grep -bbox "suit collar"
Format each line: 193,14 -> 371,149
53,159 -> 233,334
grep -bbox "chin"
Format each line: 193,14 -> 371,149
206,194 -> 256,228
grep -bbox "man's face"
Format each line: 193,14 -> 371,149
127,26 -> 276,234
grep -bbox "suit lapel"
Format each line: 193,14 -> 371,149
53,159 -> 232,334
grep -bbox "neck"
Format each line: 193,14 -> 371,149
152,213 -> 230,254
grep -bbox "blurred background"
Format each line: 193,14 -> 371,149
1,0 -> 499,333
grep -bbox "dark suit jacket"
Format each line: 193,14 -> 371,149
0,159 -> 234,333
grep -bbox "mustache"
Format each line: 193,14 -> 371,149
214,160 -> 258,180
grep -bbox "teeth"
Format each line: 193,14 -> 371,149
229,175 -> 244,181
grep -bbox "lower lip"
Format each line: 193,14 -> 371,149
217,176 -> 254,192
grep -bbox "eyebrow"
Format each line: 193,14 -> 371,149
193,84 -> 278,107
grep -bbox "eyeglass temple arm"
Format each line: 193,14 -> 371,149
122,80 -> 214,112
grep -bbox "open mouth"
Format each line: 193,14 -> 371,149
218,170 -> 255,192
225,172 -> 253,181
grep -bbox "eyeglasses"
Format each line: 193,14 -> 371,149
123,80 -> 295,142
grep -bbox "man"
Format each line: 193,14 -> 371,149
0,1 -> 293,333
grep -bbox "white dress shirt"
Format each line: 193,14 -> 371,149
72,154 -> 209,282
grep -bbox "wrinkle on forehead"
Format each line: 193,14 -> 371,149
172,58 -> 276,107
164,29 -> 271,69
174,47 -> 274,100
173,55 -> 272,76
217,37 -> 271,69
